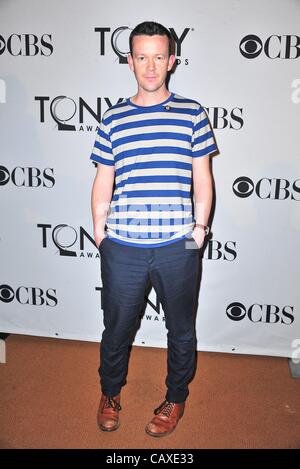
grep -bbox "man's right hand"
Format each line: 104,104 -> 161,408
95,232 -> 106,249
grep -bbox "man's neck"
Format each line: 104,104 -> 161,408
131,89 -> 171,107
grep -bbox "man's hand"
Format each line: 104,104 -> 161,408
95,230 -> 106,249
191,227 -> 206,249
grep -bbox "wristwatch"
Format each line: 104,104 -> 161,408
194,223 -> 210,236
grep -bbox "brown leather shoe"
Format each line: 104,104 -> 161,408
145,400 -> 185,437
97,394 -> 121,432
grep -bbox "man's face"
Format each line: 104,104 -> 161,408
128,34 -> 175,94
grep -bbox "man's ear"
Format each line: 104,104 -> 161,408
167,54 -> 176,71
127,54 -> 134,71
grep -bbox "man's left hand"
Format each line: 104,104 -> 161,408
191,228 -> 206,249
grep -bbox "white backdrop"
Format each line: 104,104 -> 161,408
1,0 -> 299,358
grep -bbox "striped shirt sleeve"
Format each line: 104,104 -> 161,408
90,116 -> 114,166
192,106 -> 217,157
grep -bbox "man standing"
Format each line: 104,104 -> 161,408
90,21 -> 217,437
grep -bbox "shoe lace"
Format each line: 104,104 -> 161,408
104,397 -> 122,411
154,400 -> 174,418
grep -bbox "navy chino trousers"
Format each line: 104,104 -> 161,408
98,236 -> 200,403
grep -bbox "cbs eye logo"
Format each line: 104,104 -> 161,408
226,302 -> 246,321
0,285 -> 14,303
239,35 -> 262,59
0,166 -> 10,185
232,176 -> 254,198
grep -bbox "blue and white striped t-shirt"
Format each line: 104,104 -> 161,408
90,92 -> 217,248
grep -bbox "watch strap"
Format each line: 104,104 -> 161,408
194,223 -> 210,236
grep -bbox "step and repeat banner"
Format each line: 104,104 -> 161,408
1,0 -> 299,358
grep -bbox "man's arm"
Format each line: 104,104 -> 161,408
91,163 -> 115,247
192,154 -> 213,247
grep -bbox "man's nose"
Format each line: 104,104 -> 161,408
147,58 -> 156,70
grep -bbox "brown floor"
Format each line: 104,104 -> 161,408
0,334 -> 300,449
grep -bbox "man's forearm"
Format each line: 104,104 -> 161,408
192,155 -> 213,228
91,165 -> 114,239
193,175 -> 213,226
92,197 -> 110,235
